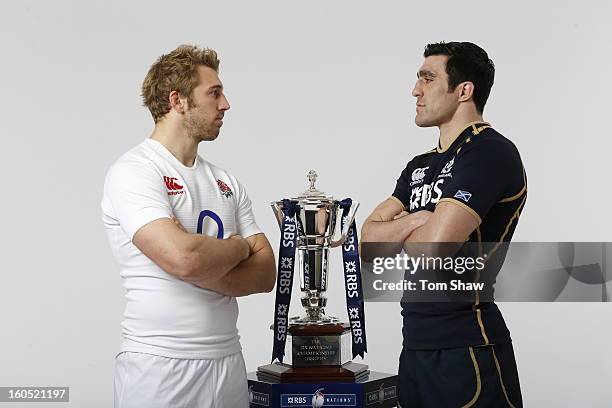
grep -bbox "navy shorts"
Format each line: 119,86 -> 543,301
398,343 -> 522,407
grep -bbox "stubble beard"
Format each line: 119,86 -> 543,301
184,109 -> 219,142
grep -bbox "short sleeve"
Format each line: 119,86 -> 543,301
233,178 -> 262,238
392,161 -> 415,207
102,160 -> 172,240
439,139 -> 524,222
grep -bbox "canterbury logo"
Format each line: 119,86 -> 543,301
411,166 -> 429,182
163,176 -> 183,191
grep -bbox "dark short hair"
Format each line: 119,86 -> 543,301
424,42 -> 495,113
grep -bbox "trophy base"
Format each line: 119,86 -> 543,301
256,362 -> 369,383
248,370 -> 399,407
289,322 -> 353,367
260,322 -> 368,382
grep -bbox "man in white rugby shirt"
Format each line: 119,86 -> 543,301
101,45 -> 276,408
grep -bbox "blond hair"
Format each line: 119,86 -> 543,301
141,44 -> 220,123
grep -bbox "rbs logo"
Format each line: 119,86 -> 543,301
282,218 -> 296,248
410,179 -> 444,210
286,396 -> 307,404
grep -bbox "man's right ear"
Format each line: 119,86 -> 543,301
457,81 -> 475,104
168,91 -> 186,114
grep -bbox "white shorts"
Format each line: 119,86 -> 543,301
114,351 -> 249,408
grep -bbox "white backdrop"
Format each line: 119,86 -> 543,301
0,0 -> 611,407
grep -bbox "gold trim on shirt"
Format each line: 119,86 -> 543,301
437,121 -> 492,153
388,195 -> 406,210
437,198 -> 482,225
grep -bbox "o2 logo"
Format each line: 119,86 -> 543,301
197,210 -> 224,239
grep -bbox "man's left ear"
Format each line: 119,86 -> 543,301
458,82 -> 474,103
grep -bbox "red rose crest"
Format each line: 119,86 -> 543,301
216,179 -> 233,198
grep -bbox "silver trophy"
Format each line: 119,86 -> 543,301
272,170 -> 359,325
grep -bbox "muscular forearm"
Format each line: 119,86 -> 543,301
404,224 -> 433,243
197,247 -> 276,297
401,203 -> 477,259
404,202 -> 474,244
362,215 -> 425,243
179,235 -> 250,286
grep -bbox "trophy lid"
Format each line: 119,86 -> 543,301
295,170 -> 335,202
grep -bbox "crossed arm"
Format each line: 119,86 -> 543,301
133,217 -> 276,297
361,197 -> 480,244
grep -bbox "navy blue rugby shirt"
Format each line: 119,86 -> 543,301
392,122 -> 527,350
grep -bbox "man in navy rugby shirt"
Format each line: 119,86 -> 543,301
362,42 -> 526,407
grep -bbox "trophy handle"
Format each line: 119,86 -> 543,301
271,201 -> 284,230
330,200 -> 359,248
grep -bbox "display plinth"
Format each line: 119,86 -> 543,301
248,371 -> 398,408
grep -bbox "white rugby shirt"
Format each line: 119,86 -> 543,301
102,138 -> 262,359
